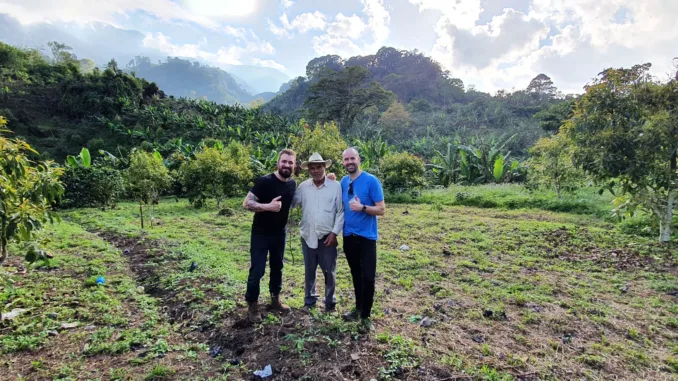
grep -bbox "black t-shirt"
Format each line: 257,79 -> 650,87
250,173 -> 296,235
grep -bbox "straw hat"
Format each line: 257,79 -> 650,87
301,152 -> 332,169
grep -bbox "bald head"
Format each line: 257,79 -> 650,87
342,147 -> 361,174
343,147 -> 359,157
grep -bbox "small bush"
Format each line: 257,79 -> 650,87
380,152 -> 426,193
127,150 -> 172,204
179,142 -> 252,208
61,165 -> 125,209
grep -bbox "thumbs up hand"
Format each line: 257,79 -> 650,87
267,196 -> 282,212
349,195 -> 364,212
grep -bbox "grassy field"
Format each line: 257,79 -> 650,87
1,196 -> 677,380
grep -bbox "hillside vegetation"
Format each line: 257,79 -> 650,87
126,56 -> 261,106
263,47 -> 566,156
0,42 -> 293,161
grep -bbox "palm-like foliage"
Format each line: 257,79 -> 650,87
354,135 -> 393,172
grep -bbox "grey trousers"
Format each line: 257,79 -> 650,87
301,237 -> 338,307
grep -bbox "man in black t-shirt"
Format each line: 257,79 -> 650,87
242,149 -> 297,323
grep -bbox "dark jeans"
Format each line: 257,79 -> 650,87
343,234 -> 377,319
245,233 -> 286,303
301,236 -> 338,307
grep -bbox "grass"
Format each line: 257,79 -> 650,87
386,184 -> 617,216
1,192 -> 677,380
0,221 -> 223,380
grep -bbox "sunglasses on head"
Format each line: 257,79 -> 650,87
348,181 -> 354,195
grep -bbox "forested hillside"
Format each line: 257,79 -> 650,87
263,47 -> 569,156
126,56 -> 265,105
0,42 -> 293,162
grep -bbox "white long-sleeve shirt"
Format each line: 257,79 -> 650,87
291,177 -> 344,249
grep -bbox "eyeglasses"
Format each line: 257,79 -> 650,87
348,181 -> 354,195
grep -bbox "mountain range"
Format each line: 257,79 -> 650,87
0,14 -> 290,104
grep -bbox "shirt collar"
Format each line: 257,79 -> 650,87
312,177 -> 327,189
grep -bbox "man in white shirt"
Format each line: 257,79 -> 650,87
292,153 -> 344,312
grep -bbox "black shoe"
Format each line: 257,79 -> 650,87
342,309 -> 360,321
301,304 -> 316,313
360,318 -> 375,333
325,303 -> 336,313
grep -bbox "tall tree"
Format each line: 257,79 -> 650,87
564,63 -> 678,242
527,134 -> 583,198
532,99 -> 575,133
305,55 -> 344,80
526,73 -> 557,98
47,41 -> 77,65
378,101 -> 411,141
0,117 -> 64,265
304,66 -> 394,132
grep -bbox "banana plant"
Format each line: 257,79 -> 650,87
66,148 -> 91,168
427,140 -> 460,187
354,136 -> 393,171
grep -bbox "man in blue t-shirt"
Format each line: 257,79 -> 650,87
339,147 -> 385,331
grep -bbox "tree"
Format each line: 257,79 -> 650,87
127,150 -> 171,205
378,101 -> 411,141
427,140 -> 460,187
526,74 -> 557,98
564,63 -> 678,242
458,134 -> 515,184
1,117 -> 64,265
47,41 -> 77,65
306,55 -> 344,80
61,148 -> 125,209
291,121 -> 347,178
532,100 -> 575,133
379,152 -> 426,193
526,134 -> 583,198
179,142 -> 253,208
305,66 -> 394,132
78,58 -> 96,74
353,135 -> 393,173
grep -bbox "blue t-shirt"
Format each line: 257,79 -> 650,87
341,172 -> 384,241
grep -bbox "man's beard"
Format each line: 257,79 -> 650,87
345,164 -> 357,173
279,167 -> 292,178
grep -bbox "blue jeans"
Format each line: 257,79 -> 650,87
245,233 -> 286,303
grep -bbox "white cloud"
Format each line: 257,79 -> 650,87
409,0 -> 483,29
438,9 -> 549,69
143,31 -> 275,66
223,26 -> 247,39
181,0 -> 257,18
268,19 -> 291,38
310,0 -> 391,57
285,11 -> 327,33
361,0 -> 390,46
0,0 -> 225,28
269,11 -> 327,38
326,13 -> 367,40
411,0 -> 678,94
252,58 -> 287,72
312,35 -> 363,57
142,32 -> 208,58
280,0 -> 294,8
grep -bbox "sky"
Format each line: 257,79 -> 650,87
1,0 -> 676,94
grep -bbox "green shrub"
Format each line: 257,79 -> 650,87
61,165 -> 125,209
291,121 -> 347,179
126,150 -> 171,204
179,142 -> 252,208
379,151 -> 426,193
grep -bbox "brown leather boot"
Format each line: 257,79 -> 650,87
248,302 -> 262,323
270,294 -> 291,312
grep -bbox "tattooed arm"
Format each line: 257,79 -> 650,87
242,192 -> 281,213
